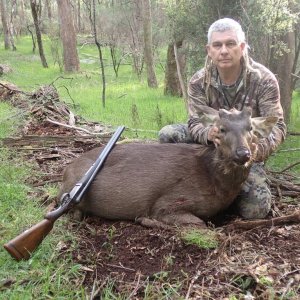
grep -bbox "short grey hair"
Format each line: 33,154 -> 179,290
207,18 -> 246,44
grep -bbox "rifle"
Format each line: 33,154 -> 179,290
3,126 -> 125,261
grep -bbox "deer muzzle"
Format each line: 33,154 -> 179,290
234,146 -> 251,165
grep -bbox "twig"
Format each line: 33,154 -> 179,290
126,272 -> 141,300
185,270 -> 201,300
277,161 -> 300,173
288,132 -> 300,136
278,148 -> 300,152
104,262 -> 135,272
46,117 -> 111,136
226,210 -> 300,231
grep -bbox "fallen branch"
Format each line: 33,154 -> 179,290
278,148 -> 300,152
288,132 -> 300,136
46,118 -> 111,136
226,210 -> 300,231
277,161 -> 300,173
268,175 -> 300,192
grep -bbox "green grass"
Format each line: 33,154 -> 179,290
0,112 -> 86,298
0,36 -> 187,140
266,91 -> 300,175
180,228 -> 219,249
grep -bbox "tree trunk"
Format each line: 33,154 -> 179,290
270,31 -> 295,123
0,0 -> 10,49
87,0 -> 106,107
141,0 -> 157,88
164,41 -> 186,97
30,0 -> 48,68
57,0 -> 80,72
45,0 -> 52,20
173,42 -> 187,101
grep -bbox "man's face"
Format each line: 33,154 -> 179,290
206,30 -> 245,71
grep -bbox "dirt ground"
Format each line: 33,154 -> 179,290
1,83 -> 300,299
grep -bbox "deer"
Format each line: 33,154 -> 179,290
58,107 -> 277,228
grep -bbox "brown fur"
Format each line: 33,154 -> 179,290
58,108 -> 277,227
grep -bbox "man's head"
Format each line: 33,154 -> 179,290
206,18 -> 247,72
207,18 -> 246,45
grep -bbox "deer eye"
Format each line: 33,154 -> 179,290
220,127 -> 226,133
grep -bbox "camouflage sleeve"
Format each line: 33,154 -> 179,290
255,75 -> 287,162
187,72 -> 213,145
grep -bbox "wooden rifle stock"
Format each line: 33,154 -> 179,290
3,126 -> 125,261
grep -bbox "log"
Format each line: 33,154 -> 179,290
2,135 -> 110,148
226,210 -> 300,231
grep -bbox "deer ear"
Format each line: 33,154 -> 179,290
251,116 -> 278,138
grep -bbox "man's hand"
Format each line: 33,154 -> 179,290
208,126 -> 220,147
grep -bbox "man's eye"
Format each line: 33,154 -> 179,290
213,43 -> 222,49
226,42 -> 237,48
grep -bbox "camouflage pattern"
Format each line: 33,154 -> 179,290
187,58 -> 287,161
158,58 -> 286,219
235,163 -> 272,219
159,124 -> 192,143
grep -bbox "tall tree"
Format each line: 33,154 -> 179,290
84,0 -> 106,107
164,41 -> 186,98
0,0 -> 10,49
30,0 -> 48,67
57,0 -> 80,72
270,31 -> 295,122
141,0 -> 157,88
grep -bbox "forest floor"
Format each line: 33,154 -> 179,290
1,82 -> 300,299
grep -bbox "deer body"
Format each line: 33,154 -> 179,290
59,108 -> 277,227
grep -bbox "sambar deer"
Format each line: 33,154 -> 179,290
58,107 -> 277,227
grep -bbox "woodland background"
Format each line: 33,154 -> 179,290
1,0 -> 300,121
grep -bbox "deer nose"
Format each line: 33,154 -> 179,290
235,146 -> 251,164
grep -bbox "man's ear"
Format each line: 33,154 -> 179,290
240,42 -> 246,52
251,116 -> 278,138
206,44 -> 211,57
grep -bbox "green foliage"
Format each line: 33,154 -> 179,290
0,148 -> 85,299
0,109 -> 85,298
266,91 -> 300,175
0,103 -> 21,138
180,228 -> 218,249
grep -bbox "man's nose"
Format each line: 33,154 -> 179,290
220,44 -> 229,53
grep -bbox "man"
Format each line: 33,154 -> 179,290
159,18 -> 286,219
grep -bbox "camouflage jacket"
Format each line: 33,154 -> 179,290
187,59 -> 287,162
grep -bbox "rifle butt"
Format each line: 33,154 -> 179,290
3,218 -> 55,261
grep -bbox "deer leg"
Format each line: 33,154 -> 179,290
159,213 -> 207,227
136,213 -> 206,229
136,217 -> 172,229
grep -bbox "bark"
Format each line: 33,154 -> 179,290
141,0 -> 157,88
0,0 -> 10,49
164,41 -> 186,98
77,0 -> 81,32
269,31 -> 295,123
45,0 -> 52,20
57,0 -> 80,72
86,0 -> 106,107
173,42 -> 187,101
8,0 -> 16,50
30,0 -> 48,68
